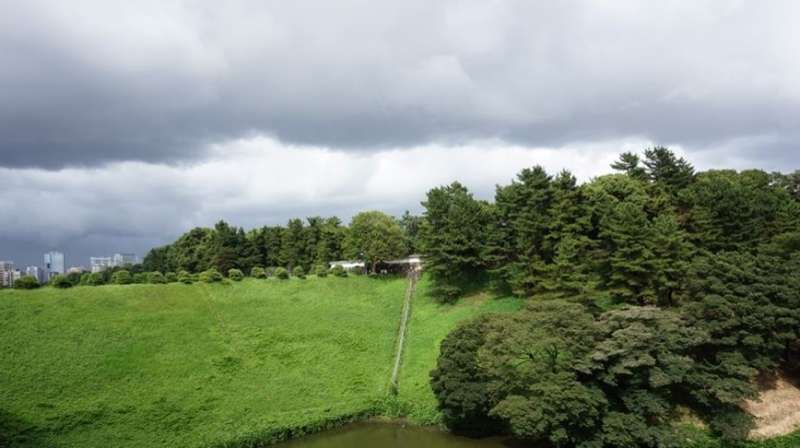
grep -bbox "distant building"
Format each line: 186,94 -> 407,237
90,257 -> 114,273
25,266 -> 43,283
328,260 -> 366,270
67,266 -> 86,274
44,251 -> 65,280
0,261 -> 14,287
113,253 -> 138,267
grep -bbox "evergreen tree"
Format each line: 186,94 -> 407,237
280,219 -> 305,270
420,182 -> 490,300
600,201 -> 655,304
610,152 -> 647,181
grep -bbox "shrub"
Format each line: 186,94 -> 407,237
250,266 -> 266,279
79,272 -> 92,286
165,272 -> 178,283
148,271 -> 166,284
292,266 -> 306,279
49,275 -> 72,288
228,268 -> 244,281
313,264 -> 329,277
199,269 -> 223,283
177,270 -> 193,284
265,267 -> 276,278
111,270 -> 132,285
14,276 -> 39,289
274,267 -> 289,280
132,273 -> 148,284
330,265 -> 347,277
87,272 -> 105,286
65,272 -> 82,286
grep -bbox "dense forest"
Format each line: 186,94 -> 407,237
423,148 -> 800,447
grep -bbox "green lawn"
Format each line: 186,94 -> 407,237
0,277 -> 408,447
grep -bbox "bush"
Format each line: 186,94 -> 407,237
177,270 -> 193,284
250,266 -> 266,279
14,276 -> 39,289
87,272 -> 105,286
111,270 -> 132,285
165,272 -> 178,283
265,267 -> 276,278
228,268 -> 244,281
132,273 -> 147,284
292,266 -> 306,279
199,269 -> 223,283
274,267 -> 289,280
148,271 -> 166,284
330,265 -> 347,277
79,272 -> 92,286
49,275 -> 72,289
313,264 -> 329,277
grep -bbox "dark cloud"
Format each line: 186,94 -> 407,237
1,1 -> 798,168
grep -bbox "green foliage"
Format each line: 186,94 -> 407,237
111,270 -> 132,285
177,270 -> 193,284
420,182 -> 491,301
165,272 -> 178,283
13,276 -> 39,289
330,265 -> 347,277
198,269 -> 223,283
87,272 -> 105,286
132,272 -> 147,284
49,275 -> 72,289
344,211 -> 406,273
292,266 -> 306,279
227,269 -> 244,281
148,271 -> 166,284
313,264 -> 328,277
274,267 -> 289,280
250,266 -> 266,279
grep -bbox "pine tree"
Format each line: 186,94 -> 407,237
600,201 -> 655,304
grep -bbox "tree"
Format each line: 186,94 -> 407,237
14,276 -> 39,289
280,219 -> 306,270
344,211 -> 406,273
399,210 -> 424,254
642,146 -> 695,193
430,315 -> 503,435
649,213 -> 692,306
599,201 -> 655,304
421,182 -> 491,300
611,152 -> 648,181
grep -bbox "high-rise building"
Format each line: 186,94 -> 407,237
0,261 -> 15,287
25,266 -> 43,283
113,253 -> 138,267
44,251 -> 65,280
90,257 -> 114,273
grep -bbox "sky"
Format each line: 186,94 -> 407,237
1,0 -> 799,267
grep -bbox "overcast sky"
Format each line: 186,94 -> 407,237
1,0 -> 799,267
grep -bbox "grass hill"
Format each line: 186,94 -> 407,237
0,275 -> 522,447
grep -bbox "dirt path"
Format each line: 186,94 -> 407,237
389,270 -> 418,395
744,376 -> 800,439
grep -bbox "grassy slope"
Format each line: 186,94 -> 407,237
0,277 -> 405,447
395,276 -> 524,424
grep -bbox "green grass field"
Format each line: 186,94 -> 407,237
0,275 -> 522,447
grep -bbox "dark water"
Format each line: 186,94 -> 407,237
274,422 -> 518,448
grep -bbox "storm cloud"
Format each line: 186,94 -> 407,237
1,1 -> 799,266
2,0 -> 799,168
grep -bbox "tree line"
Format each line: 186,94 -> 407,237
425,148 -> 800,446
142,211 -> 422,275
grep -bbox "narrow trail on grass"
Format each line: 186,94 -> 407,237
389,270 -> 419,395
